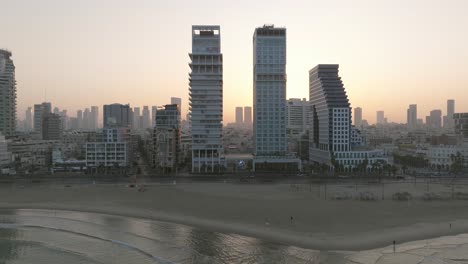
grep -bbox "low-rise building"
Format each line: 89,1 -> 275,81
0,133 -> 11,168
85,127 -> 130,168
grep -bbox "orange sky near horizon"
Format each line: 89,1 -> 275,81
2,0 -> 467,124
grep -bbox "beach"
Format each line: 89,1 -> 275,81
1,179 -> 468,254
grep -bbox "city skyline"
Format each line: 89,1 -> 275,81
2,0 -> 468,123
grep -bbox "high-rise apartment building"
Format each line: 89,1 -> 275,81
33,102 -> 52,136
91,106 -> 99,129
309,64 -> 386,167
427,109 -> 442,129
445,99 -> 455,128
354,107 -> 362,127
235,107 -> 243,124
151,106 -> 157,127
142,106 -> 150,129
133,107 -> 141,130
103,104 -> 132,128
253,25 -> 287,156
77,110 -> 83,129
0,49 -> 16,136
376,111 -> 385,125
244,106 -> 252,124
407,104 -> 417,129
189,25 -> 224,173
83,108 -> 90,130
25,107 -> 33,132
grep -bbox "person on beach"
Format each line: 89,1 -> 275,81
290,216 -> 294,224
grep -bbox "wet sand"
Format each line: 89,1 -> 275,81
1,181 -> 468,251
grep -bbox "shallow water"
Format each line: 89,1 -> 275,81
0,209 -> 347,264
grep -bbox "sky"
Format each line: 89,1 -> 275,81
2,0 -> 468,124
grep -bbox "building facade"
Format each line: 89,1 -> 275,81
376,111 -> 385,125
407,104 -> 417,129
454,113 -> 468,138
189,25 -> 224,173
235,107 -> 243,124
142,106 -> 150,129
354,107 -> 362,128
103,104 -> 132,128
25,107 -> 33,132
253,25 -> 287,156
243,106 -> 252,125
152,104 -> 181,171
0,133 -> 11,168
286,98 -> 309,138
34,102 -> 52,137
42,113 -> 63,140
309,64 -> 386,169
445,99 -> 455,128
0,50 -> 16,136
85,127 -> 130,168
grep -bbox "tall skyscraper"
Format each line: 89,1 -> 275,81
83,108 -> 90,130
151,106 -> 157,127
354,107 -> 362,127
407,104 -> 417,129
77,110 -> 83,129
33,102 -> 51,136
0,49 -> 16,136
235,107 -> 243,124
376,111 -> 385,125
446,99 -> 455,128
91,106 -> 99,129
244,106 -> 252,124
253,25 -> 287,156
189,25 -> 224,173
142,106 -> 150,129
103,104 -> 132,128
25,107 -> 33,132
428,109 -> 442,129
133,107 -> 141,129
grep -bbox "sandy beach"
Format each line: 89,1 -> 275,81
1,180 -> 468,253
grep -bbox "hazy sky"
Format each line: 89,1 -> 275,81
2,0 -> 468,124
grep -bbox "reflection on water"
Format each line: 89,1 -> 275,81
0,209 -> 344,263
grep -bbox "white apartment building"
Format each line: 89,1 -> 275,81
286,98 -> 309,138
427,143 -> 468,169
85,127 -> 130,168
189,25 -> 224,173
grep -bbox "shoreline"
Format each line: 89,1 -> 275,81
1,182 -> 468,251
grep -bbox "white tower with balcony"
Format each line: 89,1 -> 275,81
189,25 -> 224,173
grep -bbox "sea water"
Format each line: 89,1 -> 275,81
0,209 -> 346,264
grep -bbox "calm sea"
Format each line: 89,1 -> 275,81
0,209 -> 347,264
